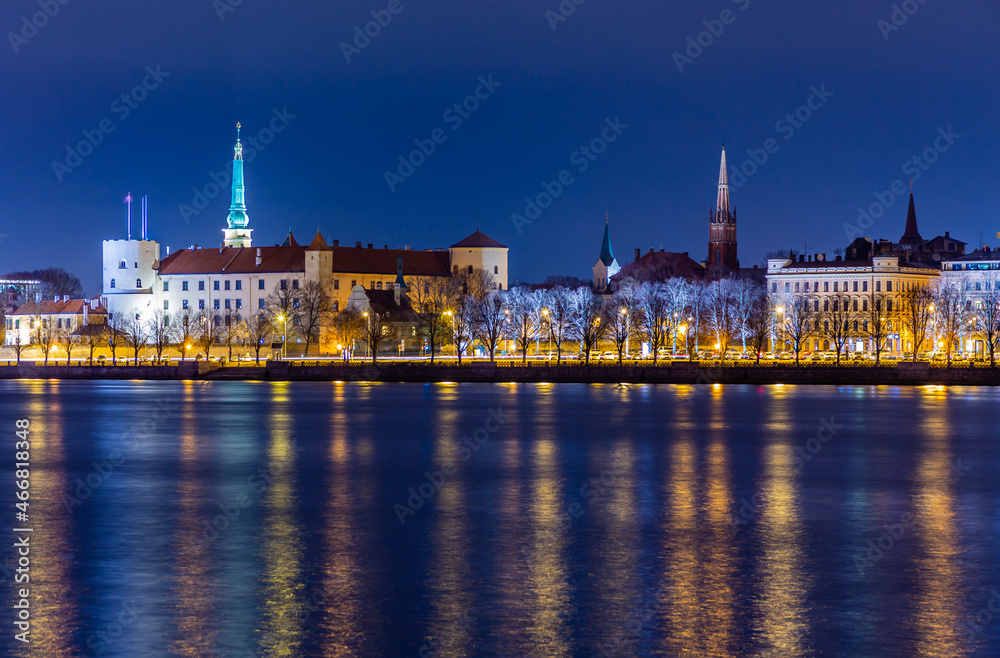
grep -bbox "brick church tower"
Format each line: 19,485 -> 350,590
707,146 -> 738,278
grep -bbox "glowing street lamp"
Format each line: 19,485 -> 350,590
277,314 -> 287,359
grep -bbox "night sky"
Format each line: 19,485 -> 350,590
1,0 -> 997,296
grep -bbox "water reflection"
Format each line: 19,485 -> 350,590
170,382 -> 218,655
911,391 -> 965,656
24,381 -> 77,656
257,384 -> 305,656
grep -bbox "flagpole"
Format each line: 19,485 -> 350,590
125,193 -> 132,240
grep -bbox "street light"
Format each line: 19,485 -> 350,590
277,314 -> 286,360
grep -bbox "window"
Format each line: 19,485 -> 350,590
182,300 -> 189,310
976,282 -> 982,291
225,299 -> 231,310
182,281 -> 188,291
163,300 -> 169,310
863,281 -> 868,292
875,281 -> 881,292
136,279 -> 142,288
258,279 -> 265,290
824,299 -> 829,311
494,265 -> 499,274
948,243 -> 956,251
784,282 -> 790,292
292,279 -> 299,290
214,299 -> 220,310
833,282 -> 839,292
863,299 -> 869,311
467,265 -> 473,274
199,300 -> 205,310
886,281 -> 892,292
199,281 -> 205,291
824,282 -> 829,292
887,300 -> 893,312
453,265 -> 458,273
771,283 -> 777,293
293,299 -> 299,309
854,320 -> 859,332
235,280 -> 242,291
351,280 -> 356,288
163,281 -> 170,292
794,282 -> 800,293
119,261 -> 127,269
853,299 -> 858,311
280,279 -> 287,290
333,301 -> 339,312
334,279 -> 339,290
498,284 -> 502,290
803,282 -> 810,292
258,299 -> 265,310
214,315 -> 221,326
57,318 -> 63,329
214,281 -> 220,291
110,279 -> 116,289
814,300 -> 819,312
225,280 -> 231,291
853,281 -> 859,292
134,262 -> 138,268
833,299 -> 839,311
863,320 -> 869,331
236,299 -> 242,310
824,320 -> 829,331
376,282 -> 383,290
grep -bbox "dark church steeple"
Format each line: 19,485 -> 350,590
707,146 -> 738,276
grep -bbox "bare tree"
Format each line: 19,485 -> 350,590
821,294 -> 854,366
506,286 -> 539,363
362,310 -> 396,363
245,313 -> 274,364
574,287 -> 607,365
266,282 -> 300,351
706,279 -> 739,362
456,268 -> 495,302
220,310 -> 245,361
122,313 -> 147,365
932,280 -> 969,366
297,280 -> 331,355
332,308 -> 365,360
148,310 -> 172,364
83,319 -> 107,365
639,282 -> 671,364
542,287 -> 576,364
31,309 -> 56,365
686,280 -> 709,356
780,294 -> 814,366
866,292 -> 892,365
62,324 -> 81,365
448,296 -> 476,365
474,291 -> 507,362
410,276 -> 457,363
0,300 -> 6,347
107,311 -> 126,362
174,310 -> 197,360
972,277 -> 1000,367
196,312 -> 217,360
662,278 -> 691,354
747,294 -> 771,364
900,284 -> 933,362
609,285 -> 640,363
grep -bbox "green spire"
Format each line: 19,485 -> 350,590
226,122 -> 249,230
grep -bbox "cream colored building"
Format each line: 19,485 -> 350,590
766,254 -> 940,354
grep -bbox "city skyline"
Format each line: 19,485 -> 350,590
2,1 -> 997,296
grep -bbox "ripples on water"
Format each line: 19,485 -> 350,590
1,381 -> 999,656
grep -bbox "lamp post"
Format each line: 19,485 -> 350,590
542,308 -> 550,357
363,311 -> 370,359
444,310 -> 454,358
620,307 -> 629,356
277,314 -> 286,360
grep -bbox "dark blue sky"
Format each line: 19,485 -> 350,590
2,0 -> 997,295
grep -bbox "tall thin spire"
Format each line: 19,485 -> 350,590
223,122 -> 253,248
899,191 -> 923,245
599,218 -> 615,266
716,146 -> 730,220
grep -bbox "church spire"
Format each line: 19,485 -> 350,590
599,215 -> 615,266
716,146 -> 730,221
899,190 -> 923,246
223,122 -> 253,247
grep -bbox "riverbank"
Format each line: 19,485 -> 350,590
1,361 -> 998,385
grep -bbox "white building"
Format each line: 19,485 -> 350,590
5,296 -> 107,347
592,221 -> 620,292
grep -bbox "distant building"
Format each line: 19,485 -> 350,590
845,192 -> 966,267
591,220 -> 620,292
610,249 -> 705,290
5,296 -> 107,346
706,146 -> 738,278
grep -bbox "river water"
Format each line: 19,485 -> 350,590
1,380 -> 998,656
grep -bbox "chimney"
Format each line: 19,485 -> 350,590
83,303 -> 88,325
635,248 -> 640,261
255,248 -> 262,267
835,255 -> 843,261
394,282 -> 401,305
405,245 -> 411,250
166,246 -> 170,255
356,241 -> 362,248
945,231 -> 950,238
384,244 -> 388,249
63,295 -> 69,302
798,255 -> 805,262
368,243 -> 373,249
90,299 -> 98,310
333,239 -> 339,247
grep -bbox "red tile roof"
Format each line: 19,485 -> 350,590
157,245 -> 451,277
11,299 -> 107,316
450,230 -> 506,249
613,251 -> 706,282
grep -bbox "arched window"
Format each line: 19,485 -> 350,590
333,301 -> 339,312
453,265 -> 458,273
214,315 -> 221,326
498,283 -> 502,290
714,248 -> 720,264
119,261 -> 127,269
494,265 -> 498,274
376,282 -> 383,290
467,265 -> 473,274
136,279 -> 142,288
110,279 -> 116,289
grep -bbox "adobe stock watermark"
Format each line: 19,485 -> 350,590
510,116 -> 629,234
340,0 -> 414,64
383,75 -> 501,192
672,0 -> 751,73
178,107 -> 296,224
843,126 -> 959,241
545,0 -> 587,31
878,0 -> 932,42
729,84 -> 834,190
559,448 -> 630,527
213,0 -> 244,21
85,599 -> 139,656
7,0 -> 71,54
393,407 -> 507,524
960,588 -> 1000,645
51,65 -> 171,183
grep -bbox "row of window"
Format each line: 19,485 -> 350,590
169,298 -> 269,311
775,278 -> 923,294
109,279 -> 144,289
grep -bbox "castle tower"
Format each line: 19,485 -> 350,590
707,146 -> 738,277
223,122 -> 253,248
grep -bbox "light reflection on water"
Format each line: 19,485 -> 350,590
0,381 -> 998,656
